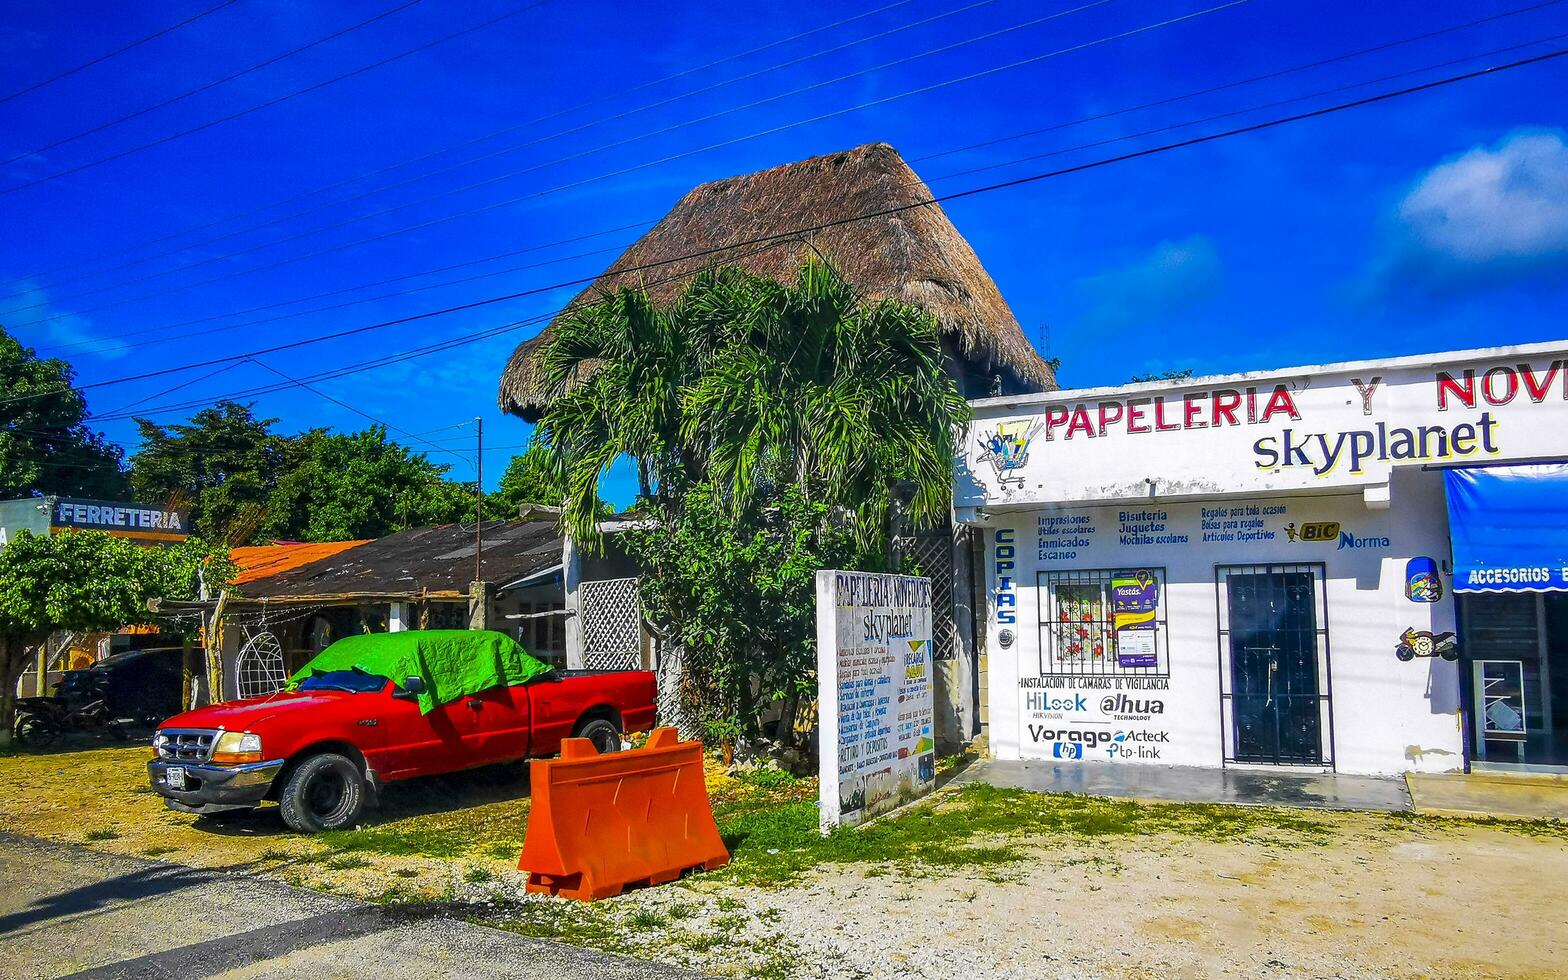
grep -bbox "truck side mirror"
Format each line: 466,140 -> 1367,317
402,676 -> 426,695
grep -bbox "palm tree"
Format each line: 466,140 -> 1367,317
534,257 -> 969,549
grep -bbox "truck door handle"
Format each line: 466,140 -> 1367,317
466,699 -> 483,710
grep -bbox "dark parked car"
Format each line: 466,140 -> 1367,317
56,648 -> 183,726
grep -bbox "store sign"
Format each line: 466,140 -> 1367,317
959,345 -> 1568,507
1111,570 -> 1158,668
815,571 -> 935,832
54,498 -> 188,536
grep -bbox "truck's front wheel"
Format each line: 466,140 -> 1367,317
278,752 -> 366,832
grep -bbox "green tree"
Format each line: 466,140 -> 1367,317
263,426 -> 475,541
621,480 -> 871,753
534,258 -> 969,750
0,530 -> 232,746
487,444 -> 569,517
0,326 -> 125,499
129,402 -> 284,544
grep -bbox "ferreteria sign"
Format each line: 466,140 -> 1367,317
815,570 -> 935,833
54,498 -> 189,538
956,342 -> 1568,510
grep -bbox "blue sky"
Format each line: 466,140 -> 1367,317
2,0 -> 1565,507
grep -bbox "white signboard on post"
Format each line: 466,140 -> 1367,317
816,570 -> 935,833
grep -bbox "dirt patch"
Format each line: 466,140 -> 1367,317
0,743 -> 539,899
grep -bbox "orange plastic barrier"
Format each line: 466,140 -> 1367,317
518,726 -> 730,900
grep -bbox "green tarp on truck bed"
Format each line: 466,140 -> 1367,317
289,629 -> 552,714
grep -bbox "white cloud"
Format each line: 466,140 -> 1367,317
1073,234 -> 1223,331
5,281 -> 128,360
1374,129 -> 1568,293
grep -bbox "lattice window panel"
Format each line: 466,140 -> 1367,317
580,577 -> 642,671
897,528 -> 959,662
235,629 -> 287,699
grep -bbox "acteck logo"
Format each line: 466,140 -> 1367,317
995,528 -> 1017,625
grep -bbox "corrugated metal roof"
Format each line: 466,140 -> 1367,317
236,520 -> 563,599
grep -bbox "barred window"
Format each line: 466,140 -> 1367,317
1036,568 -> 1170,677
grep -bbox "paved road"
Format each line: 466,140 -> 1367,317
0,834 -> 700,980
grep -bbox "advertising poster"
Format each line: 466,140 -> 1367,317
1112,569 -> 1159,668
815,570 -> 935,833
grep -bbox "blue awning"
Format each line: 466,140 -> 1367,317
1445,463 -> 1568,593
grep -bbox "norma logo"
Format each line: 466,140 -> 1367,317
995,528 -> 1017,625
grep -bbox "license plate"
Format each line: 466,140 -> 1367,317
166,766 -> 186,790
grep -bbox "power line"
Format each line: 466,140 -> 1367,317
27,45 -> 1568,418
1,0 -> 427,168
4,0 -> 1238,323
246,357 -> 473,465
34,232 -> 639,360
0,0 -> 552,197
0,0 -> 927,292
19,5 -> 1561,353
0,0 -> 242,107
2,0 -> 1001,302
910,0 -> 1568,168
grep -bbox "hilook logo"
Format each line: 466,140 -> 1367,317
995,528 -> 1017,625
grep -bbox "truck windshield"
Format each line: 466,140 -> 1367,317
297,670 -> 387,694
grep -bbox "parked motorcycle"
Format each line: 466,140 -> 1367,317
12,696 -> 127,747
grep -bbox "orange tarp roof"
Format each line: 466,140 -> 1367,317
231,540 -> 370,585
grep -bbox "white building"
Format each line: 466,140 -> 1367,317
956,341 -> 1568,776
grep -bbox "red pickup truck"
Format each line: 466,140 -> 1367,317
148,631 -> 656,832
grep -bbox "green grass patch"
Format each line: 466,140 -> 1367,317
463,865 -> 496,884
141,845 -> 177,857
325,853 -> 373,870
483,841 -> 522,861
711,782 -> 1337,888
484,899 -> 622,947
83,828 -> 120,841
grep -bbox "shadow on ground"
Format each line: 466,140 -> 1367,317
186,762 -> 535,838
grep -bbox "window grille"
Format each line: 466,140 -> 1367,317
1035,568 -> 1171,677
580,577 -> 642,671
235,628 -> 287,699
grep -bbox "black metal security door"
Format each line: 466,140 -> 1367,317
1224,568 -> 1324,764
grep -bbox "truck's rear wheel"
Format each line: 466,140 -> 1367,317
278,752 -> 366,832
574,716 -> 622,754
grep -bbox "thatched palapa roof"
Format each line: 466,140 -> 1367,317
498,142 -> 1055,419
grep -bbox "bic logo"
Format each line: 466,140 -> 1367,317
1286,521 -> 1340,543
995,528 -> 1017,625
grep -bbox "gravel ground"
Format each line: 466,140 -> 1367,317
465,811 -> 1568,980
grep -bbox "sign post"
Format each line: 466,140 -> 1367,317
816,570 -> 935,834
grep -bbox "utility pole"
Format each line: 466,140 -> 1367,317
475,416 -> 483,584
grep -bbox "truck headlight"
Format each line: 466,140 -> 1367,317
211,731 -> 264,765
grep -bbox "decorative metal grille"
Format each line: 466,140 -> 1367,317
1036,567 -> 1171,677
580,576 -> 642,671
897,529 -> 958,661
235,628 -> 287,700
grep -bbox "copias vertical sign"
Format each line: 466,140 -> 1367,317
815,570 -> 936,833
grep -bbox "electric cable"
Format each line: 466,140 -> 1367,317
0,0 -> 553,197
19,45 -> 1566,415
0,0 -> 426,168
4,0 -> 1243,323
2,0 -> 1002,298
0,0 -> 242,107
0,0 -> 927,291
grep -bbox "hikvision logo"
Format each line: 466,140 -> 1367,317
995,528 -> 1017,625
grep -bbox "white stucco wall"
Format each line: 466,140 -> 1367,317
982,471 -> 1464,775
962,341 -> 1568,777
